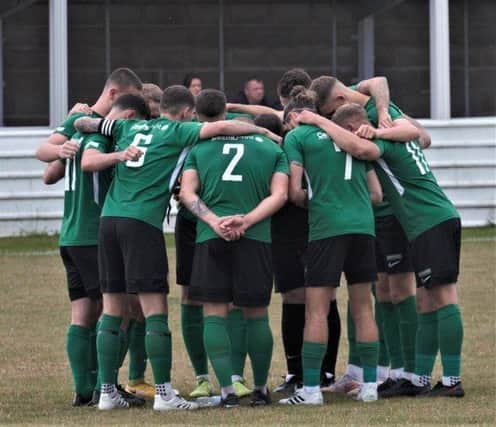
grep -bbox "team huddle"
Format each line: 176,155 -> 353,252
36,66 -> 464,411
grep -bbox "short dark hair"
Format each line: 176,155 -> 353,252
283,86 -> 317,122
245,76 -> 263,87
105,67 -> 143,91
310,76 -> 337,114
277,68 -> 312,99
183,73 -> 201,88
332,103 -> 368,128
112,94 -> 150,120
160,85 -> 195,115
196,89 -> 226,119
254,114 -> 283,137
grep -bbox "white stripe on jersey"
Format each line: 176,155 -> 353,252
303,169 -> 313,201
169,147 -> 192,192
93,171 -> 100,205
377,159 -> 405,195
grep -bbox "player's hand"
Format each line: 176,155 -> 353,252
355,124 -> 377,139
119,146 -> 143,162
211,216 -> 241,241
58,140 -> 80,159
378,109 -> 394,128
68,103 -> 92,116
295,109 -> 321,126
262,129 -> 282,145
219,215 -> 247,240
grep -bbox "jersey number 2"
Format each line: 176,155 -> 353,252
222,143 -> 244,182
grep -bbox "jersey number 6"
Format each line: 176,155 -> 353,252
126,133 -> 153,168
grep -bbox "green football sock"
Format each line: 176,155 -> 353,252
203,316 -> 232,388
347,303 -> 361,366
438,304 -> 463,378
246,315 -> 273,387
127,319 -> 147,383
396,295 -> 418,373
93,320 -> 102,391
66,324 -> 92,396
302,341 -> 327,387
114,328 -> 128,384
181,304 -> 208,377
88,325 -> 98,390
375,301 -> 390,366
96,314 -> 122,385
381,302 -> 404,369
227,309 -> 247,377
145,314 -> 172,384
415,310 -> 439,376
356,341 -> 379,383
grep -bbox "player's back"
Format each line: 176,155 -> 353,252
373,139 -> 459,240
102,117 -> 202,230
185,134 -> 287,243
284,124 -> 374,241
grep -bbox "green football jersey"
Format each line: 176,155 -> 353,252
373,139 -> 459,241
100,117 -> 203,230
360,94 -> 403,217
226,112 -> 255,121
54,112 -> 87,139
59,132 -> 113,246
183,134 -> 289,243
284,125 -> 375,241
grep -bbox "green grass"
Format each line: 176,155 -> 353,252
0,232 -> 495,425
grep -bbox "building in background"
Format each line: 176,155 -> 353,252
0,0 -> 494,235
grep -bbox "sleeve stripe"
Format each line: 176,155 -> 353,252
100,119 -> 115,136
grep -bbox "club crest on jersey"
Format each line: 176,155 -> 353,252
255,136 -> 264,142
316,131 -> 330,140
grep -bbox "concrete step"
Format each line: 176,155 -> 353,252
0,128 -> 51,152
420,118 -> 496,142
0,151 -> 44,172
430,161 -> 496,183
0,191 -> 63,212
424,141 -> 496,163
439,181 -> 496,203
0,171 -> 64,193
456,202 -> 496,227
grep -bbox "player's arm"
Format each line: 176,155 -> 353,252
403,115 -> 431,149
199,120 -> 282,144
73,117 -> 105,134
356,76 -> 392,128
179,169 -> 236,240
367,168 -> 383,205
220,172 -> 288,235
36,133 -> 80,163
288,162 -> 307,208
227,103 -> 284,120
43,160 -> 65,185
296,110 -> 381,160
81,146 -> 142,172
356,119 -> 420,142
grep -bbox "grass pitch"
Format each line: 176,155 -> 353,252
0,228 -> 495,425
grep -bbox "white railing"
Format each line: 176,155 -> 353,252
0,118 -> 495,236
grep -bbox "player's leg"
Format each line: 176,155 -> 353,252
227,304 -> 250,397
125,295 -> 154,399
235,239 -> 274,406
61,246 -> 101,406
122,217 -> 197,411
412,219 -> 464,397
320,295 -> 341,390
280,236 -> 344,406
190,238 -> 238,408
374,279 -> 391,384
272,239 -> 305,393
275,288 -> 305,392
344,234 -> 379,402
175,213 -> 211,397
